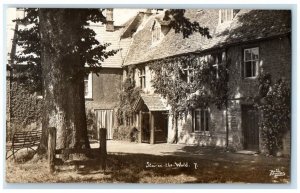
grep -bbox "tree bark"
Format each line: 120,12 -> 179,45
38,9 -> 90,154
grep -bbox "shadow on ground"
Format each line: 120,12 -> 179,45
55,148 -> 290,183
6,146 -> 290,183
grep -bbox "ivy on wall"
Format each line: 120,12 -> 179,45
256,72 -> 291,155
116,66 -> 142,125
148,54 -> 229,143
8,69 -> 44,140
149,54 -> 229,117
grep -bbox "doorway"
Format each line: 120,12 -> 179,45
241,105 -> 259,150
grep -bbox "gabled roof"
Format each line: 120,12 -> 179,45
87,24 -> 132,68
133,94 -> 167,112
124,9 -> 291,66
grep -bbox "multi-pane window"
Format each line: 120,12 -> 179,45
84,73 -> 92,98
139,67 -> 146,89
210,52 -> 224,79
242,47 -> 259,78
193,109 -> 209,132
182,67 -> 194,83
152,23 -> 161,44
219,9 -> 234,23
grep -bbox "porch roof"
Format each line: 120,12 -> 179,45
133,94 -> 168,112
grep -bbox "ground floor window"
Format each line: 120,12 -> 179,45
192,109 -> 209,132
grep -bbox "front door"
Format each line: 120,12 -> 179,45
153,111 -> 168,143
242,105 -> 259,150
141,112 -> 150,143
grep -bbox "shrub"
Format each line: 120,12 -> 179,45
113,125 -> 139,142
86,110 -> 97,140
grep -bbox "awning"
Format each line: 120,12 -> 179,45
133,94 -> 168,112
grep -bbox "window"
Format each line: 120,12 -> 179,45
152,21 -> 161,44
139,67 -> 146,89
182,67 -> 194,83
242,47 -> 259,78
210,52 -> 224,79
193,109 -> 209,132
219,9 -> 234,23
84,73 -> 92,98
181,62 -> 194,83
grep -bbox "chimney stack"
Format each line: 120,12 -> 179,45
106,8 -> 114,32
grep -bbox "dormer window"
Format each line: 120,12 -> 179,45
151,21 -> 161,44
219,9 -> 234,23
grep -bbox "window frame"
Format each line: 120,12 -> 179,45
192,108 -> 209,133
139,67 -> 146,89
242,47 -> 260,78
84,73 -> 93,99
210,52 -> 224,79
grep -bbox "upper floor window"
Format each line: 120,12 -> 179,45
209,52 -> 225,79
84,73 -> 93,99
139,67 -> 146,89
182,66 -> 194,83
242,47 -> 259,78
219,9 -> 234,23
192,109 -> 209,132
151,21 -> 161,44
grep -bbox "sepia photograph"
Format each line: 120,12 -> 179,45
5,6 -> 292,184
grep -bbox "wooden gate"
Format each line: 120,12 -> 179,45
241,105 -> 259,150
96,109 -> 114,140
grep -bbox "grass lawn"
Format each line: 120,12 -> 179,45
6,150 -> 290,183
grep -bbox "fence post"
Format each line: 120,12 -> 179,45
48,127 -> 56,173
99,128 -> 107,171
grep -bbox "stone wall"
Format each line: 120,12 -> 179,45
226,36 -> 291,153
177,105 -> 227,147
175,36 -> 291,153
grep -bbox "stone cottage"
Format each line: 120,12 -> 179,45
121,9 -> 291,155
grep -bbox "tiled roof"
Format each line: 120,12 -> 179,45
134,94 -> 167,111
124,9 -> 291,66
88,24 -> 132,68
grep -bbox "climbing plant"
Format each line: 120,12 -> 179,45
149,54 -> 229,143
256,73 -> 291,155
149,54 -> 229,115
117,66 -> 142,125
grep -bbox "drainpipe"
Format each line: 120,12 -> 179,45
225,49 -> 229,149
225,100 -> 229,149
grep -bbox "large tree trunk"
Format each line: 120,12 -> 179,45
38,9 -> 90,154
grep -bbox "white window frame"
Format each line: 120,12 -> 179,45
193,109 -> 209,132
183,67 -> 194,83
211,52 -> 225,79
84,73 -> 93,99
139,67 -> 146,89
243,47 -> 259,78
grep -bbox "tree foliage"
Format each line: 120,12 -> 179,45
12,8 -> 119,92
164,9 -> 211,39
